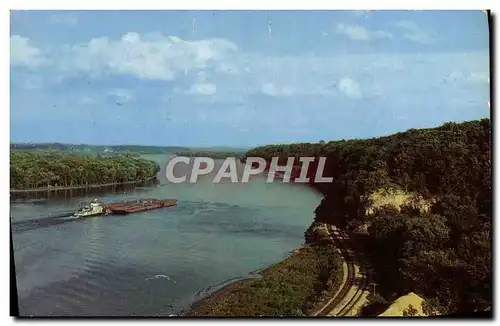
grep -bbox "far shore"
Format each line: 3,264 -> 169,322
10,177 -> 157,193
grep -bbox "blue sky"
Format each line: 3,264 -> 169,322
10,10 -> 490,147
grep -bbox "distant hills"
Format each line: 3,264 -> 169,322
10,143 -> 191,154
10,143 -> 249,155
184,146 -> 249,153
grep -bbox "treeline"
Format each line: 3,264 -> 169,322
10,143 -> 190,154
176,151 -> 246,159
10,151 -> 160,190
246,119 -> 491,314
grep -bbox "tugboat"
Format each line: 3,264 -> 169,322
73,198 -> 106,217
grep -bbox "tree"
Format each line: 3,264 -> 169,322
245,118 -> 492,314
403,304 -> 418,316
10,151 -> 160,189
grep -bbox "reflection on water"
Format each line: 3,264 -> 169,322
10,179 -> 159,202
11,154 -> 323,316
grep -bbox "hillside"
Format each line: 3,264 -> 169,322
246,119 -> 492,315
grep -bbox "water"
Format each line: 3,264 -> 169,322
11,155 -> 323,316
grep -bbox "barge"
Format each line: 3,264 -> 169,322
71,198 -> 178,217
105,199 -> 178,215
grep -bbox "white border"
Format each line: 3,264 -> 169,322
3,1 -> 497,326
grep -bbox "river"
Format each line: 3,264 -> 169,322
10,154 -> 323,316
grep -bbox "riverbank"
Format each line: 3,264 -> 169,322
10,151 -> 160,192
10,177 -> 157,193
186,245 -> 342,316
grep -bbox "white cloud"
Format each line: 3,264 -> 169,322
335,23 -> 392,41
468,72 -> 490,84
196,71 -> 208,82
108,88 -> 135,103
80,96 -> 95,105
48,12 -> 78,26
22,75 -> 43,90
261,83 -> 293,97
10,35 -> 46,68
442,71 -> 489,84
395,20 -> 434,44
185,71 -> 218,96
215,62 -> 240,75
174,51 -> 487,103
338,77 -> 362,99
395,21 -> 419,30
10,32 -> 488,105
187,83 -> 217,96
58,32 -> 237,81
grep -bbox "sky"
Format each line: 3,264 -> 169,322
10,10 -> 490,147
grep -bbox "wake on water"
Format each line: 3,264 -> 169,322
11,211 -> 81,233
145,275 -> 176,283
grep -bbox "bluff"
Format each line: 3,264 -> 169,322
245,119 -> 492,314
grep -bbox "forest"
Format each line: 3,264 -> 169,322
176,151 -> 246,159
10,151 -> 160,190
245,118 -> 491,315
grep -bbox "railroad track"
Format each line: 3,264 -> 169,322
313,224 -> 367,317
333,225 -> 368,317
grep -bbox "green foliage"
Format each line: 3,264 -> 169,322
10,151 -> 160,190
190,245 -> 342,316
360,293 -> 391,316
368,293 -> 388,305
246,119 -> 491,314
176,151 -> 246,159
422,297 -> 446,316
403,304 -> 418,316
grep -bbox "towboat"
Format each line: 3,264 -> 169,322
74,198 -> 106,217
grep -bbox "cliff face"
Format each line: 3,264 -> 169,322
363,188 -> 433,216
355,187 -> 435,232
378,292 -> 427,317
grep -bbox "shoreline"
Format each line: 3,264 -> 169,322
185,246 -> 342,316
182,261 -> 277,316
10,177 -> 157,193
186,278 -> 257,316
184,168 -> 328,316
